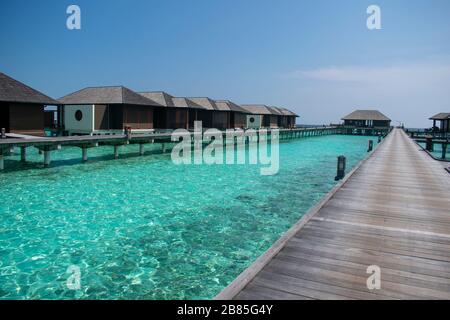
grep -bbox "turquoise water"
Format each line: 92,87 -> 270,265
0,135 -> 376,299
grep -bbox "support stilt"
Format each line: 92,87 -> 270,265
44,150 -> 51,167
20,147 -> 26,162
139,143 -> 144,156
82,147 -> 88,162
335,155 -> 346,181
367,140 -> 373,152
114,145 -> 119,159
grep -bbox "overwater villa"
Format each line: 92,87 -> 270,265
274,107 -> 298,128
240,104 -> 297,129
214,100 -> 249,129
139,91 -> 204,130
430,112 -> 450,133
59,86 -> 159,135
185,97 -> 233,129
0,72 -> 60,137
341,109 -> 391,135
240,104 -> 276,129
139,94 -> 253,130
1,70 -> 299,136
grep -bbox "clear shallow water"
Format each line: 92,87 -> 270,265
0,135 -> 376,299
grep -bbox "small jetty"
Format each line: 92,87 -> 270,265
216,128 -> 450,300
0,127 -> 340,170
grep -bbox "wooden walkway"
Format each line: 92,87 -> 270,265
216,128 -> 450,300
0,127 -> 339,171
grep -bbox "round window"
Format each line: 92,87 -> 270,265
249,117 -> 255,123
75,110 -> 83,121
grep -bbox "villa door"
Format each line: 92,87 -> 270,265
0,103 -> 10,132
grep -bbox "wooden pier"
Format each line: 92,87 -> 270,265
216,128 -> 450,300
0,126 -> 339,170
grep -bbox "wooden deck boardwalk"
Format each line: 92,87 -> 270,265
216,128 -> 450,300
0,127 -> 340,170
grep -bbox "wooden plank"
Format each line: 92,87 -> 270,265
282,241 -> 450,280
275,250 -> 450,292
256,270 -> 390,300
234,283 -> 313,300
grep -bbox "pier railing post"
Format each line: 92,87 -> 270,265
44,150 -> 51,167
124,126 -> 131,140
20,146 -> 26,162
82,147 -> 88,162
335,155 -> 346,181
367,140 -> 373,152
425,136 -> 434,152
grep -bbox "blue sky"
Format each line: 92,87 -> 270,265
1,0 -> 449,127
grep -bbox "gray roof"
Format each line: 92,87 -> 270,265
267,106 -> 284,116
430,112 -> 450,120
139,91 -> 175,107
0,72 -> 60,105
215,100 -> 248,113
241,104 -> 277,115
139,92 -> 207,109
171,97 -> 205,109
273,107 -> 299,117
187,97 -> 219,111
59,86 -> 158,106
342,110 -> 391,121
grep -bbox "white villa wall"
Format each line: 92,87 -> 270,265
246,115 -> 262,129
64,105 -> 95,134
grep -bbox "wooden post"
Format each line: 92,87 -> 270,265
44,150 -> 51,167
82,147 -> 88,162
335,155 -> 346,181
20,146 -> 26,162
426,136 -> 434,152
162,143 -> 166,153
125,126 -> 131,140
186,109 -> 189,130
114,145 -> 119,159
367,140 -> 373,152
442,143 -> 448,160
139,143 -> 144,156
0,153 -> 3,170
1,128 -> 5,139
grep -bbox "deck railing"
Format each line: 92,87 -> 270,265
0,127 -> 342,171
